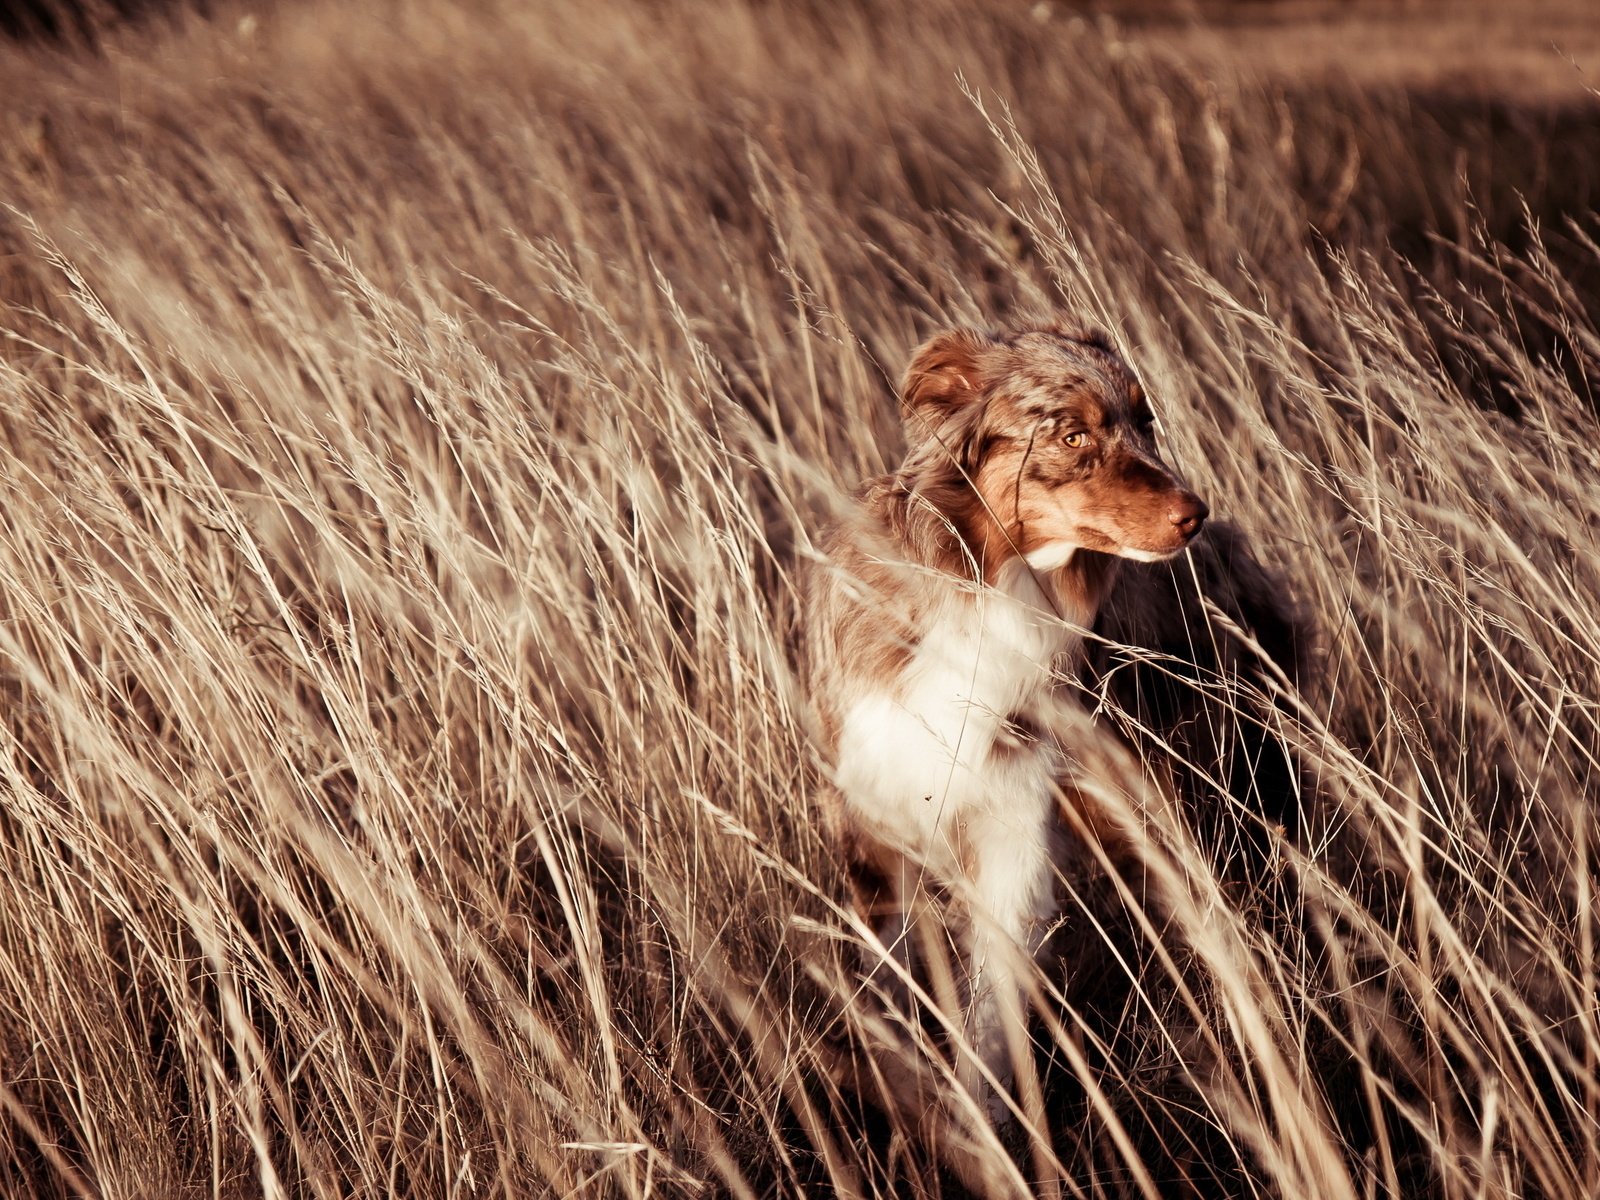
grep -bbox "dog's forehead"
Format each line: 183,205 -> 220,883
997,334 -> 1141,418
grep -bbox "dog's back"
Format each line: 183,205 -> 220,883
1087,519 -> 1310,839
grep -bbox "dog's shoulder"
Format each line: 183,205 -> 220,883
800,475 -> 927,724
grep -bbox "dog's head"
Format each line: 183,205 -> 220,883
899,321 -> 1207,575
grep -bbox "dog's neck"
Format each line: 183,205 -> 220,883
1015,543 -> 1120,633
885,471 -> 1120,631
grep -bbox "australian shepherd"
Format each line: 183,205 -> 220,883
805,320 -> 1208,1121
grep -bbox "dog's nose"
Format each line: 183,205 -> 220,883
1168,494 -> 1209,540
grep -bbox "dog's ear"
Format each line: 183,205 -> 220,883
900,329 -> 995,431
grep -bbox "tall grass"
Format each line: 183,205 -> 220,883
1,0 -> 1598,1195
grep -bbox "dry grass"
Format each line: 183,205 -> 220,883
1,0 -> 1598,1195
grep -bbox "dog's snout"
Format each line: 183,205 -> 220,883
1167,493 -> 1209,540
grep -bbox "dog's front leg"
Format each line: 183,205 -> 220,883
956,797 -> 1054,1125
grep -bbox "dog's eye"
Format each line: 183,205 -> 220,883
1062,431 -> 1090,449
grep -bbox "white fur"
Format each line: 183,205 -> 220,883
832,559 -> 1090,1112
833,560 -> 1075,860
1024,542 -> 1077,573
1118,545 -> 1180,563
832,569 -> 1068,851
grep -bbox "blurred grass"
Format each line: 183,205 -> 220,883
1,0 -> 1598,1196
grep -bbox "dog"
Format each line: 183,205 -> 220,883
804,320 -> 1208,1121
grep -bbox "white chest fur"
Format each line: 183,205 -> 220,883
832,559 -> 1089,866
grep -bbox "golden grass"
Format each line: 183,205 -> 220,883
1,0 -> 1598,1195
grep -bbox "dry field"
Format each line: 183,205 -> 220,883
2,0 -> 1599,1196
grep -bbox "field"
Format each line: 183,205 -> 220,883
2,0 -> 1599,1195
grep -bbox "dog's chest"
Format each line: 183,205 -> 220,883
910,586 -> 1066,728
833,564 -> 1089,832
